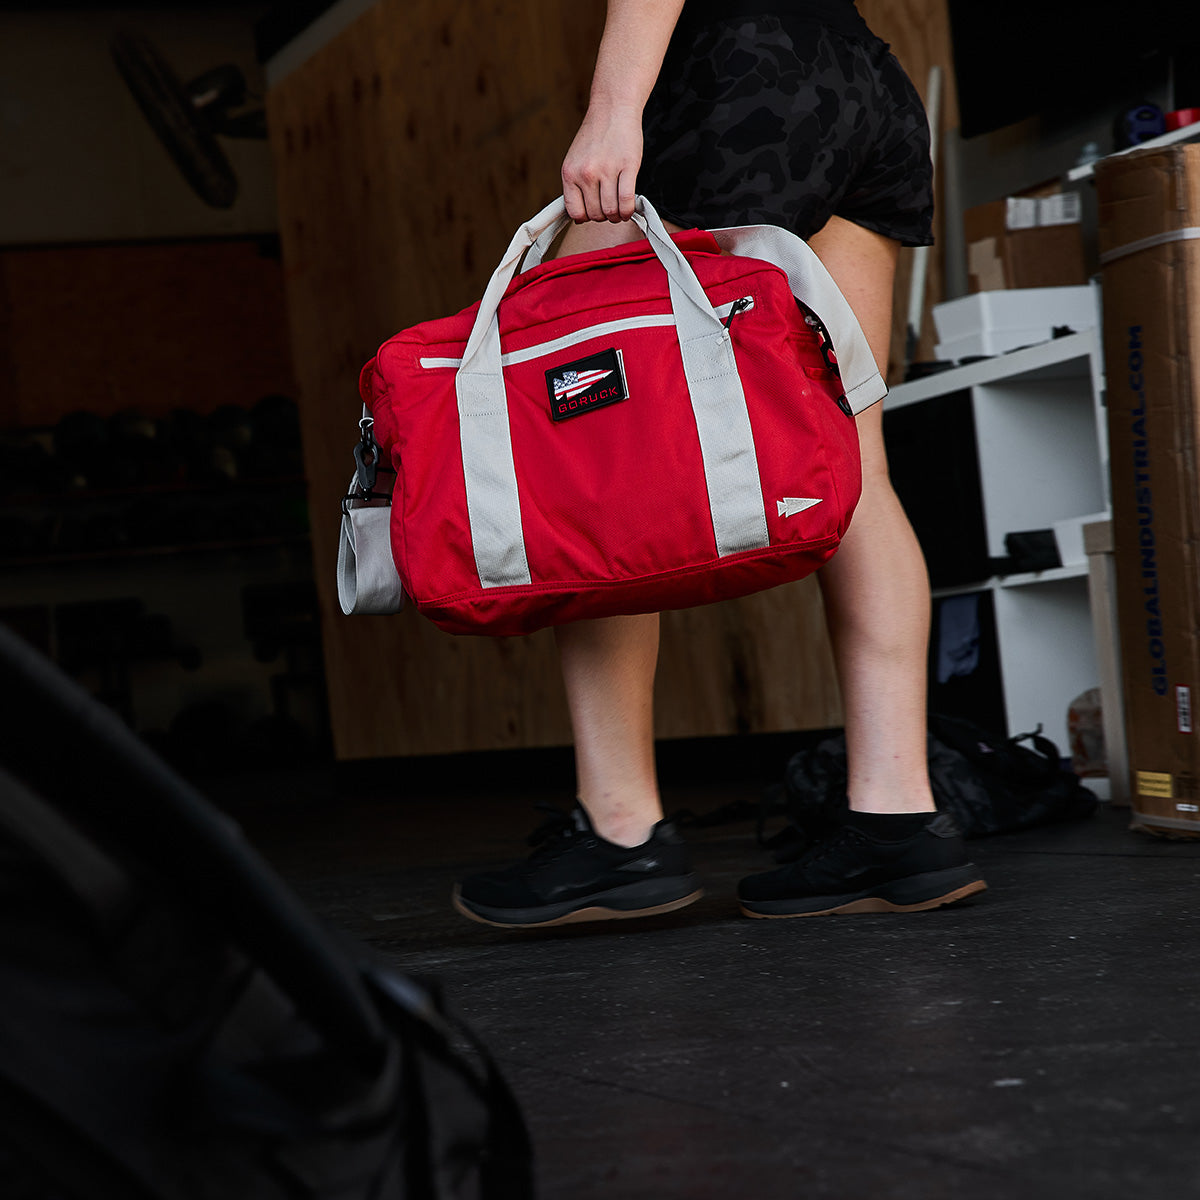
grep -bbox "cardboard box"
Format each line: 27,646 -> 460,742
1096,143 -> 1200,836
965,193 -> 1088,293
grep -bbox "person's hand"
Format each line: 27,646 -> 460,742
561,103 -> 643,223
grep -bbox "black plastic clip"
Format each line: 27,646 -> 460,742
353,416 -> 380,496
813,319 -> 840,375
796,301 -> 851,417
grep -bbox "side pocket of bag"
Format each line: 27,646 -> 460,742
780,330 -> 862,539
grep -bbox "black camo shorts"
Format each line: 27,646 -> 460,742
639,16 -> 935,247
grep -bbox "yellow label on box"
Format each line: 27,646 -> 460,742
1137,771 -> 1174,799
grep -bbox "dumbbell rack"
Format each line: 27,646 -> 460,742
1,401 -> 323,772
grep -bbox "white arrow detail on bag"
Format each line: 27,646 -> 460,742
777,497 -> 823,517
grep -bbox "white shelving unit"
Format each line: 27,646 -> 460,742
886,329 -> 1109,751
1066,119 -> 1200,182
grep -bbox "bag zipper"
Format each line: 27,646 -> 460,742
418,296 -> 756,369
721,296 -> 753,328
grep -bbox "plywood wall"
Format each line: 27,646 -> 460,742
268,1 -> 599,760
266,0 -> 952,760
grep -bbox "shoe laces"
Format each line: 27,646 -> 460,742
524,803 -> 586,861
792,824 -> 864,869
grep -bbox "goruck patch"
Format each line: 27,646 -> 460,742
547,348 -> 628,422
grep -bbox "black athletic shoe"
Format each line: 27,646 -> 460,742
453,805 -> 703,929
738,811 -> 986,918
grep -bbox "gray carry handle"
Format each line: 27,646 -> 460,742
454,196 -> 769,589
522,204 -> 888,416
457,196 -> 725,388
449,195 -> 886,592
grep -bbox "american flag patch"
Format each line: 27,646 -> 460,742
552,368 -> 613,400
546,348 -> 627,422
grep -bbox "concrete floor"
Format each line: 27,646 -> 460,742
222,749 -> 1200,1200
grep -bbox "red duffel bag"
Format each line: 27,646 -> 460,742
357,196 -> 885,636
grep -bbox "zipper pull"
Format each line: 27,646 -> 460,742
722,297 -> 752,329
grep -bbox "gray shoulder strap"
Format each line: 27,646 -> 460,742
710,223 -> 887,416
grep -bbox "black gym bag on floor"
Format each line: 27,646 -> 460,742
0,623 -> 533,1200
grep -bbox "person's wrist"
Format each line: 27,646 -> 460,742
584,93 -> 644,121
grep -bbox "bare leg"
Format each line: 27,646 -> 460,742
554,213 -> 935,835
453,216 -> 704,924
549,218 -> 668,847
554,613 -> 662,846
734,218 -> 987,918
807,216 -> 936,814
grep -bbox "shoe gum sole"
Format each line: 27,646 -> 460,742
453,887 -> 704,930
740,878 -> 987,919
